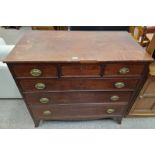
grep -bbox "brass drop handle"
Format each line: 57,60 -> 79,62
106,108 -> 115,114
40,98 -> 49,104
30,69 -> 42,76
43,110 -> 52,116
119,67 -> 129,74
35,83 -> 46,90
114,82 -> 125,89
110,95 -> 120,101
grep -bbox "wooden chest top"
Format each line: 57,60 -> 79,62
4,31 -> 153,63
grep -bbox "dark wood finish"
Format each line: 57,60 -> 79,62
24,91 -> 132,105
18,78 -> 139,92
104,62 -> 145,76
30,103 -> 126,120
61,63 -> 101,77
4,31 -> 152,63
11,63 -> 57,78
6,64 -> 39,126
112,117 -> 122,124
125,62 -> 150,115
4,31 -> 153,127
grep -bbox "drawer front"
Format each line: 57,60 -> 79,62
104,63 -> 144,76
24,91 -> 132,105
30,103 -> 126,119
19,78 -> 139,92
11,63 -> 57,77
61,64 -> 100,77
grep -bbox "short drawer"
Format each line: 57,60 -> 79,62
11,63 -> 57,77
30,103 -> 126,120
104,62 -> 145,76
61,63 -> 100,77
19,78 -> 139,92
24,91 -> 132,105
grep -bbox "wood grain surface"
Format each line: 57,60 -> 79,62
30,103 -> 126,120
5,31 -> 153,126
24,91 -> 132,105
18,78 -> 139,92
4,31 -> 153,63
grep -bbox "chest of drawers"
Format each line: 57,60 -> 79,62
4,31 -> 153,127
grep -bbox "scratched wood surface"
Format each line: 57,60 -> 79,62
4,31 -> 153,63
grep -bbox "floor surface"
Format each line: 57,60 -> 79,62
0,26 -> 31,44
0,99 -> 155,129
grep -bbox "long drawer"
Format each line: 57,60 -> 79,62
24,91 -> 132,105
30,103 -> 127,120
18,78 -> 139,92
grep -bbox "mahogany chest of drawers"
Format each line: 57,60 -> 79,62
4,31 -> 153,127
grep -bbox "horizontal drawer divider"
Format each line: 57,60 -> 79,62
30,102 -> 128,106
16,77 -> 58,79
16,76 -> 141,80
23,89 -> 135,94
40,115 -> 123,120
102,75 -> 141,78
